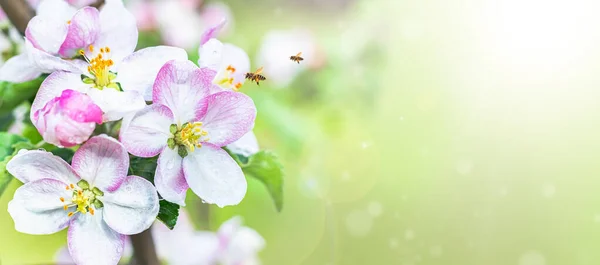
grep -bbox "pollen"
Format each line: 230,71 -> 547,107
234,82 -> 243,91
67,20 -> 71,25
88,45 -> 94,52
83,46 -> 116,88
60,197 -> 65,202
173,122 -> 210,153
63,205 -> 68,210
70,184 -> 75,189
68,212 -> 74,217
226,65 -> 236,73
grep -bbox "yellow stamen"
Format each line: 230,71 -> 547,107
70,184 -> 75,189
176,122 -> 209,152
66,185 -> 70,190
68,212 -> 74,217
63,205 -> 68,211
67,20 -> 71,25
85,46 -> 115,87
105,47 -> 110,53
226,65 -> 236,73
88,45 -> 94,52
89,208 -> 95,215
100,48 -> 105,53
60,197 -> 65,202
234,82 -> 243,91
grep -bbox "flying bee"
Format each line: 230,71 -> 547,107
245,67 -> 266,85
290,52 -> 304,64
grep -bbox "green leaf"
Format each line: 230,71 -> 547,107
0,156 -> 14,198
0,132 -> 28,160
51,148 -> 76,164
128,155 -> 158,182
233,150 -> 285,212
157,200 -> 180,230
0,76 -> 45,116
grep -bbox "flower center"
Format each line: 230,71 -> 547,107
79,45 -> 118,89
61,180 -> 104,217
214,65 -> 243,91
167,122 -> 210,157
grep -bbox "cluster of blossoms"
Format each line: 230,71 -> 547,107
0,0 -> 264,264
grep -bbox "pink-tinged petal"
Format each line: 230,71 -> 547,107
33,90 -> 99,148
118,46 -> 188,101
221,43 -> 250,87
224,226 -> 266,264
200,91 -> 256,147
0,54 -> 42,82
96,0 -> 138,67
25,15 -> 68,54
199,40 -> 249,90
102,176 -> 159,235
120,104 -> 173,157
7,179 -> 74,234
84,88 -> 146,121
54,246 -> 74,264
200,19 -> 226,46
31,71 -> 84,121
182,143 -> 246,207
36,0 -> 77,20
59,89 -> 103,123
155,147 -> 188,206
154,0 -> 203,49
217,215 -> 242,240
71,135 -> 128,192
166,232 -> 220,265
68,209 -> 125,265
25,40 -> 82,73
152,60 -> 211,123
200,2 -> 233,35
226,131 -> 260,157
6,149 -> 80,184
58,7 -> 101,58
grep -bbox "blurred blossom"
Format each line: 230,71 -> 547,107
7,104 -> 30,134
256,29 -> 321,88
56,213 -> 265,265
32,89 -> 102,147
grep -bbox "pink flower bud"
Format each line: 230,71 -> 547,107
33,89 -> 103,147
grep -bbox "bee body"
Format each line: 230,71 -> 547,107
290,52 -> 304,64
245,67 -> 267,85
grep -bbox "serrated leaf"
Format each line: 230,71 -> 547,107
0,76 -> 45,116
240,151 -> 284,212
157,200 -> 180,230
128,155 -> 159,182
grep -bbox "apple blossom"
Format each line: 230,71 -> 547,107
120,60 -> 256,206
32,89 -> 102,147
7,135 -> 159,265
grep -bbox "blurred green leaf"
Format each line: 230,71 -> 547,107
128,155 -> 159,182
0,76 -> 45,116
0,112 -> 14,131
0,132 -> 31,198
229,149 -> 284,212
51,148 -> 76,164
157,200 -> 180,230
0,132 -> 28,159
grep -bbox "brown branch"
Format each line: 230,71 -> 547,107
0,0 -> 34,35
91,0 -> 105,9
129,228 -> 160,265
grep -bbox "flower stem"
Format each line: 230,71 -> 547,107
129,227 -> 160,265
0,0 -> 34,35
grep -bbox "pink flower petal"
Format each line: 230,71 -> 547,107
25,39 -> 82,73
7,178 -> 74,234
58,89 -> 103,124
71,135 -> 128,192
200,19 -> 226,46
200,91 -> 256,147
6,149 -> 80,184
102,176 -> 159,235
120,104 -> 173,157
68,209 -> 125,265
152,60 -> 211,123
31,71 -> 85,122
182,143 -> 246,207
58,7 -> 101,58
155,147 -> 188,206
95,0 -> 138,68
25,15 -> 69,54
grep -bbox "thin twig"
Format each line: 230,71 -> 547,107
129,228 -> 160,265
0,0 -> 34,35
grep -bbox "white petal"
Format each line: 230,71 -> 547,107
96,0 -> 138,67
0,54 -> 42,82
25,15 -> 68,54
155,147 -> 188,206
226,131 -> 260,157
54,246 -> 74,264
182,143 -> 246,207
200,91 -> 257,147
8,178 -> 74,234
31,71 -> 85,120
85,88 -> 146,122
71,135 -> 128,192
225,227 -> 266,264
36,0 -> 77,21
6,149 -> 80,184
169,233 -> 220,265
68,209 -> 125,265
120,104 -> 173,157
198,38 -> 223,71
102,176 -> 159,235
25,39 -> 82,73
221,43 -> 250,86
118,46 -> 188,101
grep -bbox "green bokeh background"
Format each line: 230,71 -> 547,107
3,0 -> 600,264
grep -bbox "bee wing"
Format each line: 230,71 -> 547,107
254,67 -> 264,75
297,52 -> 302,56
